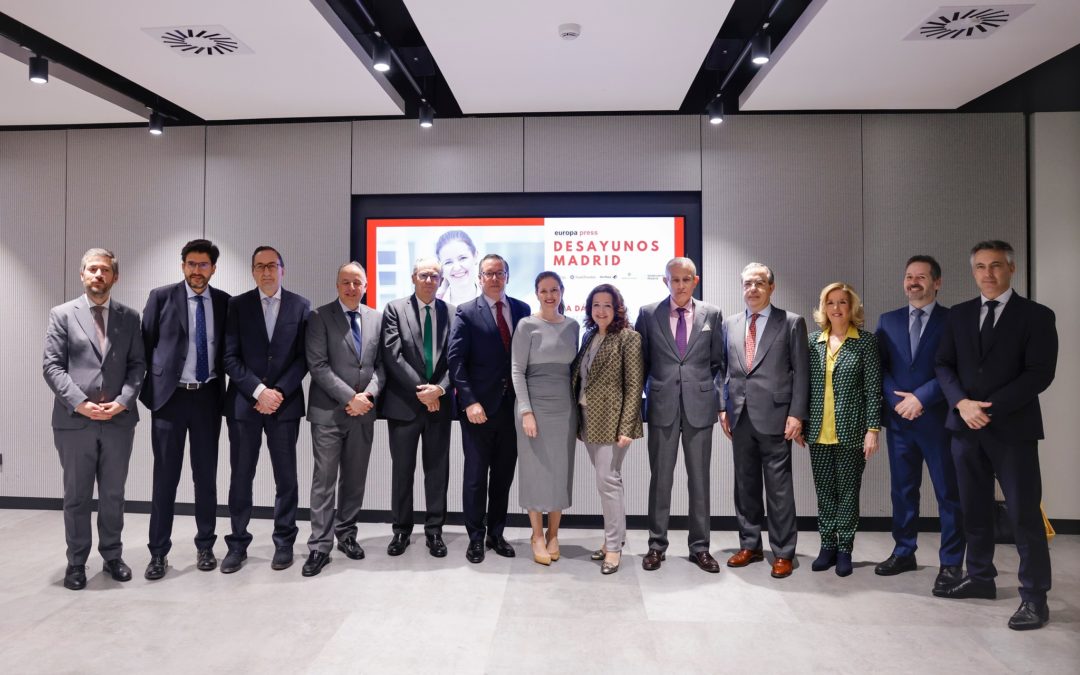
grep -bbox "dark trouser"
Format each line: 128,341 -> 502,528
951,431 -> 1051,603
54,422 -> 136,566
460,399 -> 517,544
809,443 -> 866,553
731,415 -> 797,559
388,414 -> 451,536
147,385 -> 222,556
224,416 -> 300,552
886,426 -> 964,565
308,417 -> 374,553
646,410 -> 714,554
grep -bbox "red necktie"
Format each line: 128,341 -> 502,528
745,313 -> 759,369
495,300 -> 511,351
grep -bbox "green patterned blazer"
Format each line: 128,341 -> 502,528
570,327 -> 645,445
805,327 -> 883,447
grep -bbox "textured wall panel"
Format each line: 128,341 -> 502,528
353,117 -> 524,194
524,115 -> 700,192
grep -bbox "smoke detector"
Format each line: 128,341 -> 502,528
143,25 -> 253,56
558,23 -> 581,40
905,5 -> 1032,40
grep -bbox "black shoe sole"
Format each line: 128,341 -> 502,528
301,557 -> 331,577
144,568 -> 167,580
63,579 -> 86,590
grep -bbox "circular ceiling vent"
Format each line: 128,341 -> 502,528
142,25 -> 253,57
905,4 -> 1033,41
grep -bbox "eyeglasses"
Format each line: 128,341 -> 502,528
185,261 -> 213,271
481,271 -> 507,280
416,273 -> 441,282
253,263 -> 281,273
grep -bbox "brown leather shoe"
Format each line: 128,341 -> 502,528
727,548 -> 765,567
771,557 -> 794,578
642,549 -> 665,571
691,551 -> 721,573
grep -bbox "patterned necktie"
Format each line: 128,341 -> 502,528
423,305 -> 434,380
980,300 -> 999,356
745,313 -> 759,368
347,310 -> 363,361
263,296 -> 276,340
909,307 -> 924,360
90,305 -> 107,354
194,295 -> 209,382
495,300 -> 511,351
675,307 -> 688,359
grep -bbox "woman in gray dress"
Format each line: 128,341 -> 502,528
511,271 -> 580,565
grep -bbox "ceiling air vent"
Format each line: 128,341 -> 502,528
142,25 -> 253,56
904,5 -> 1032,40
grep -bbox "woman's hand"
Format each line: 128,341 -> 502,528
863,430 -> 879,459
616,435 -> 633,449
522,412 -> 538,438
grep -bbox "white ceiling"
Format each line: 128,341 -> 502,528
0,51 -> 144,125
741,0 -> 1080,111
403,0 -> 737,114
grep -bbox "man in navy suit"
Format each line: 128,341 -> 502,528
140,239 -> 231,579
221,246 -> 311,574
447,254 -> 530,563
874,255 -> 963,592
934,240 -> 1058,631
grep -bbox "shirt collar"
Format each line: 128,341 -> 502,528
669,298 -> 695,315
414,294 -> 436,310
84,294 -> 111,310
909,300 -> 936,315
339,299 -> 361,315
981,288 -> 1013,307
483,293 -> 507,309
817,324 -> 861,342
746,304 -> 772,320
259,287 -> 282,303
185,282 -> 209,299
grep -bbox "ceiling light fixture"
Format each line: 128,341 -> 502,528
28,55 -> 48,84
373,41 -> 391,72
148,111 -> 166,136
419,104 -> 434,129
707,98 -> 724,125
751,33 -> 771,65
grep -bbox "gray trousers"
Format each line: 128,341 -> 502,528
585,441 -> 630,553
54,422 -> 136,566
731,415 -> 797,558
308,418 -> 374,553
647,410 -> 714,553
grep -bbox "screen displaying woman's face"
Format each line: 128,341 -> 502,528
438,239 -> 476,285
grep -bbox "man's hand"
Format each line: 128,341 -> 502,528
465,402 -> 487,425
719,411 -> 732,439
893,391 -> 924,421
257,388 -> 283,412
784,416 -> 803,442
522,412 -> 538,438
97,401 -> 127,420
863,430 -> 880,460
957,399 -> 992,429
416,384 -> 443,406
346,392 -> 374,417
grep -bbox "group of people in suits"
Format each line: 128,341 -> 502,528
42,238 -> 1057,630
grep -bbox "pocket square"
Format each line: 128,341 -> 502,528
702,324 -> 711,332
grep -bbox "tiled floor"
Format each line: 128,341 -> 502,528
0,509 -> 1076,674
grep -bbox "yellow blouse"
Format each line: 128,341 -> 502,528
816,325 -> 860,445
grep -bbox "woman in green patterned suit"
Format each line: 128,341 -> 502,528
803,282 -> 883,577
571,284 -> 645,575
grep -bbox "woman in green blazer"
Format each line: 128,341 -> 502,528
804,282 -> 883,577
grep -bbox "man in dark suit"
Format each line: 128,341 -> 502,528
301,262 -> 383,577
934,240 -> 1058,631
140,239 -> 230,579
635,257 -> 726,573
874,255 -> 964,592
381,257 -> 455,558
43,248 -> 145,590
221,246 -> 311,574
447,253 -> 530,563
720,263 -> 809,579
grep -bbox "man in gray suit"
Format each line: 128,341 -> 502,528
42,248 -> 146,590
720,263 -> 809,579
301,261 -> 383,577
635,257 -> 726,573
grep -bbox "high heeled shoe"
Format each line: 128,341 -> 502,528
601,552 -> 621,575
546,536 -> 560,562
531,537 -> 552,566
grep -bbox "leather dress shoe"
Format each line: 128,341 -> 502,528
771,557 -> 794,579
220,550 -> 247,574
1008,600 -> 1049,631
934,565 -> 963,592
835,552 -> 853,577
932,576 -> 996,599
691,551 -> 721,573
271,547 -> 294,570
144,555 -> 168,580
426,533 -> 447,558
466,540 -> 485,564
811,548 -> 837,572
337,537 -> 365,560
301,551 -> 331,577
196,548 -> 217,572
64,564 -> 87,591
875,554 -> 917,576
485,535 -> 516,558
103,558 -> 132,582
642,549 -> 665,571
387,533 -> 410,556
727,548 -> 764,567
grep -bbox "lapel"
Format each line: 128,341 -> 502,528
475,297 -> 502,349
73,296 -> 103,362
405,296 -> 426,364
911,304 -> 943,362
654,298 -> 679,358
730,312 -> 747,373
436,300 -> 449,352
104,302 -> 123,360
961,299 -> 982,361
982,293 -> 1021,361
359,306 -> 380,363
589,329 -> 618,375
269,291 -> 290,349
749,308 -> 783,373
330,301 -> 359,360
682,302 -> 708,360
173,282 -> 190,337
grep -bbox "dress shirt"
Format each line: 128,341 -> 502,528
979,288 -> 1013,327
668,298 -> 696,337
908,300 -> 937,338
415,296 -> 440,366
483,293 -> 513,332
84,294 -> 111,331
253,287 -> 283,400
180,283 -> 216,384
745,303 -> 772,338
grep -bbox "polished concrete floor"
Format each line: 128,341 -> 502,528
0,509 -> 1077,674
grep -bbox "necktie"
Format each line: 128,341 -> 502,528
495,300 -> 511,351
263,296 -> 276,340
909,307 -> 924,360
675,307 -> 688,359
347,310 -> 363,361
423,305 -> 434,380
745,313 -> 759,368
194,295 -> 209,382
980,300 -> 999,356
90,305 -> 107,354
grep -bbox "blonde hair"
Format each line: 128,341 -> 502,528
813,282 -> 864,331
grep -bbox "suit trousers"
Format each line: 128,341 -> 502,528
460,398 -> 518,543
809,443 -> 866,552
951,432 -> 1051,603
224,416 -> 300,552
646,409 -> 714,553
54,421 -> 136,566
731,415 -> 797,558
147,385 -> 222,556
388,414 -> 451,536
585,440 -> 630,553
885,426 -> 964,565
307,417 -> 374,553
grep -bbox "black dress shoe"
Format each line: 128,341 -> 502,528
144,555 -> 168,580
466,540 -> 485,564
690,551 -> 721,573
874,554 -> 917,576
336,537 -> 365,560
271,547 -> 294,570
426,533 -> 448,558
811,548 -> 837,572
387,533 -> 410,556
932,576 -> 996,599
63,564 -> 86,591
485,535 -> 516,558
196,548 -> 217,572
301,551 -> 332,577
934,565 -> 962,592
1008,600 -> 1049,631
220,550 -> 247,574
642,549 -> 665,571
103,558 -> 132,582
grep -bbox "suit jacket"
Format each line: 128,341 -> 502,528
634,298 -> 726,428
935,293 -> 1057,442
570,327 -> 645,444
876,303 -> 948,433
380,295 -> 454,422
306,300 -> 384,427
722,307 -> 810,435
447,294 -> 531,416
805,327 -> 883,447
43,295 -> 145,429
223,288 -> 311,421
139,281 -> 230,412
